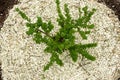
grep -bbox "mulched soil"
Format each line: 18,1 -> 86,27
0,0 -> 19,80
0,0 -> 120,30
0,0 -> 120,80
98,0 -> 120,20
0,0 -> 18,30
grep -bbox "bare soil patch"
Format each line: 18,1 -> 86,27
0,0 -> 18,30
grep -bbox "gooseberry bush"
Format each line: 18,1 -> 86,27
16,0 -> 97,71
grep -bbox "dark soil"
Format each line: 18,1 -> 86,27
97,0 -> 120,20
0,63 -> 2,80
0,0 -> 18,30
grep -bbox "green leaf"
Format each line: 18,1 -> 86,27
79,31 -> 87,39
26,23 -> 31,27
47,21 -> 54,32
44,46 -> 52,53
56,48 -> 62,54
79,49 -> 96,61
85,31 -> 90,34
41,23 -> 47,32
69,49 -> 78,62
75,18 -> 82,27
44,59 -> 54,71
16,0 -> 97,71
79,43 -> 97,49
26,27 -> 35,35
56,0 -> 60,4
16,8 -> 31,22
33,32 -> 43,44
64,4 -> 71,22
25,22 -> 36,36
56,0 -> 65,27
36,17 -> 43,27
44,52 -> 63,71
88,24 -> 95,29
78,8 -> 82,18
82,6 -> 88,16
26,23 -> 36,28
54,52 -> 63,66
55,57 -> 63,66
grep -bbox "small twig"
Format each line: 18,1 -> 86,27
37,29 -> 53,39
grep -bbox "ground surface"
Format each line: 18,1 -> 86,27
0,0 -> 18,30
0,0 -> 120,80
0,0 -> 18,80
0,63 -> 2,80
0,0 -> 120,29
98,0 -> 120,20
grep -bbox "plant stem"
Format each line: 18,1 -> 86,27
37,29 -> 53,39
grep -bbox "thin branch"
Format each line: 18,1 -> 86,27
37,29 -> 53,39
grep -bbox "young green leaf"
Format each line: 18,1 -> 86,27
79,43 -> 97,49
88,24 -> 95,29
79,31 -> 88,39
44,59 -> 54,71
36,17 -> 43,27
64,4 -> 71,22
69,49 -> 78,62
55,55 -> 63,66
16,8 -> 31,22
16,0 -> 97,71
79,49 -> 96,61
33,32 -> 43,44
47,21 -> 54,32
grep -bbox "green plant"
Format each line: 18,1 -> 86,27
16,0 -> 97,71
